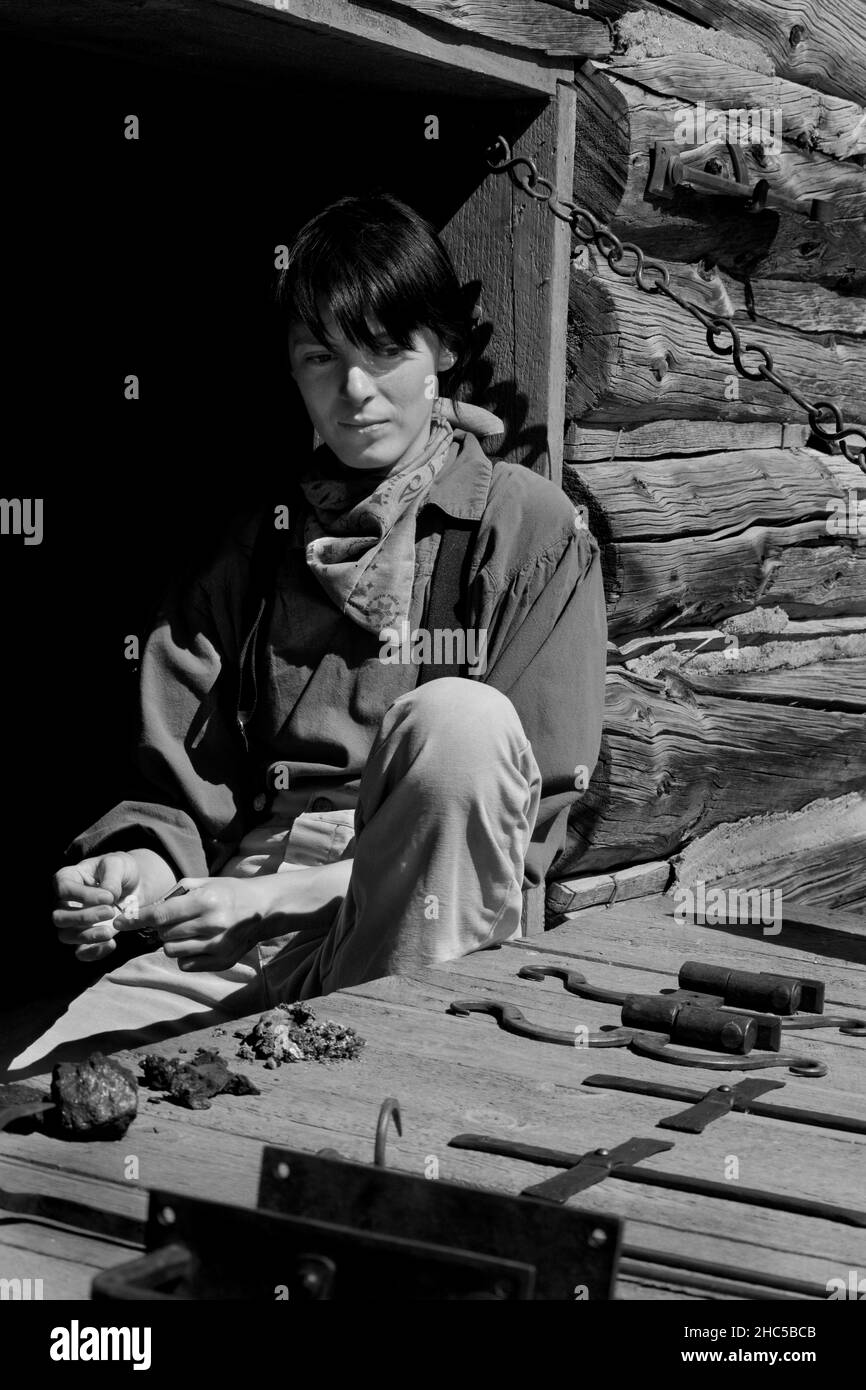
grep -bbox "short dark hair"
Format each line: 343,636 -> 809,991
276,193 -> 474,398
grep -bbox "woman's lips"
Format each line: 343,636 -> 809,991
340,420 -> 389,434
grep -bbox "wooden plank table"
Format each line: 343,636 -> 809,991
2,897 -> 864,1300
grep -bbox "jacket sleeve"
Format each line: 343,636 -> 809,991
475,499 -> 607,889
67,548 -> 255,879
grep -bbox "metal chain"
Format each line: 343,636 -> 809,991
487,136 -> 866,473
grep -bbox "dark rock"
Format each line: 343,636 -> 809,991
50,1053 -> 138,1141
140,1048 -> 260,1110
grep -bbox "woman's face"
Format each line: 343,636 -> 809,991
288,310 -> 453,471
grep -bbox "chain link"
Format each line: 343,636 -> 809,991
486,136 -> 866,471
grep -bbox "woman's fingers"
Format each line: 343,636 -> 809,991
93,857 -> 128,902
53,905 -> 119,933
117,888 -> 202,936
53,869 -> 115,909
57,917 -> 120,947
74,939 -> 118,964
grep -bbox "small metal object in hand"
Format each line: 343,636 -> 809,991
138,883 -> 189,945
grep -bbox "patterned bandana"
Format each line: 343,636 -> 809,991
300,411 -> 458,635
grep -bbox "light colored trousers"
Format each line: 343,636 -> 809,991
7,680 -> 541,1074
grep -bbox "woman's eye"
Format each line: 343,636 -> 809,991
305,353 -> 334,365
377,344 -> 404,359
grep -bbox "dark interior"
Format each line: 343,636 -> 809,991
1,31 -> 541,1002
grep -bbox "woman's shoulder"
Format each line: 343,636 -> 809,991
482,458 -> 579,559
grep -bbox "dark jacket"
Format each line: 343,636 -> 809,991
69,431 -> 607,888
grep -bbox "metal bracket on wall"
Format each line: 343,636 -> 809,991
648,140 -> 830,223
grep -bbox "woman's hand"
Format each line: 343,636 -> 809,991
52,853 -> 142,963
114,877 -> 268,973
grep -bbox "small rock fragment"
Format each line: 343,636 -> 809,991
140,1048 -> 260,1110
235,1003 -> 365,1064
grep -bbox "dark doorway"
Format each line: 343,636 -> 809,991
1,33 -> 540,1002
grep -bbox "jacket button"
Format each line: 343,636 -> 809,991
309,796 -> 333,812
252,793 -> 267,812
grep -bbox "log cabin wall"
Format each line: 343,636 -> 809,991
554,3 -> 866,927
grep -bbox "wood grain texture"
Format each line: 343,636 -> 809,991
566,0 -> 866,106
603,520 -> 866,637
565,446 -> 851,541
617,613 -> 866,662
616,76 -> 866,206
443,98 -> 570,473
609,53 -> 866,163
547,859 -> 672,915
374,0 -> 612,57
566,259 -> 866,427
562,667 -> 866,871
565,419 -> 812,459
670,791 -> 866,917
571,63 -> 866,288
2,900 -> 863,1299
0,0 -> 573,97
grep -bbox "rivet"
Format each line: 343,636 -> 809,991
588,1227 -> 608,1248
158,1206 -> 176,1226
276,1161 -> 291,1180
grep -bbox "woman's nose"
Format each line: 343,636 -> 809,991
341,364 -> 375,401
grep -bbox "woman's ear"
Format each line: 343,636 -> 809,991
436,344 -> 457,371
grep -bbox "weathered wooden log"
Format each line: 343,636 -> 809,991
716,276 -> 866,336
0,0 -> 574,97
565,447 -> 853,540
566,259 -> 866,427
568,0 -> 866,106
375,0 -> 613,56
609,56 -> 866,164
609,9 -> 866,160
560,669 -> 866,872
616,611 -> 866,664
603,520 -> 866,638
617,76 -> 866,207
626,628 -> 866,712
565,419 -> 811,459
570,62 -> 866,288
546,860 -> 671,917
669,792 -> 866,919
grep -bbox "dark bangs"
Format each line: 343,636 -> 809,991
277,193 -> 472,383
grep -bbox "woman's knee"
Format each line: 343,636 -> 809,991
373,678 -> 532,793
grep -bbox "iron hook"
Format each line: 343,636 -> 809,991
374,1097 -> 403,1168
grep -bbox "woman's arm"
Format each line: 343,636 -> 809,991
116,858 -> 354,971
67,521 -> 261,881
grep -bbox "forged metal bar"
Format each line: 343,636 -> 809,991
447,999 -> 632,1047
520,1137 -> 673,1202
628,1033 -> 827,1076
448,998 -> 828,1073
679,962 -> 824,1014
519,964 -> 863,1039
619,1249 -> 819,1301
0,1184 -> 145,1247
448,1133 -> 866,1227
583,1073 -> 866,1136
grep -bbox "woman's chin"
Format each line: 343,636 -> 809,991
332,435 -> 403,470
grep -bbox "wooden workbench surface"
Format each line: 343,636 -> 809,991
2,897 -> 864,1300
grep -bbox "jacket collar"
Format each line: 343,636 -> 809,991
422,429 -> 493,522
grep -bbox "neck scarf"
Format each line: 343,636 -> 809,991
300,413 -> 457,635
